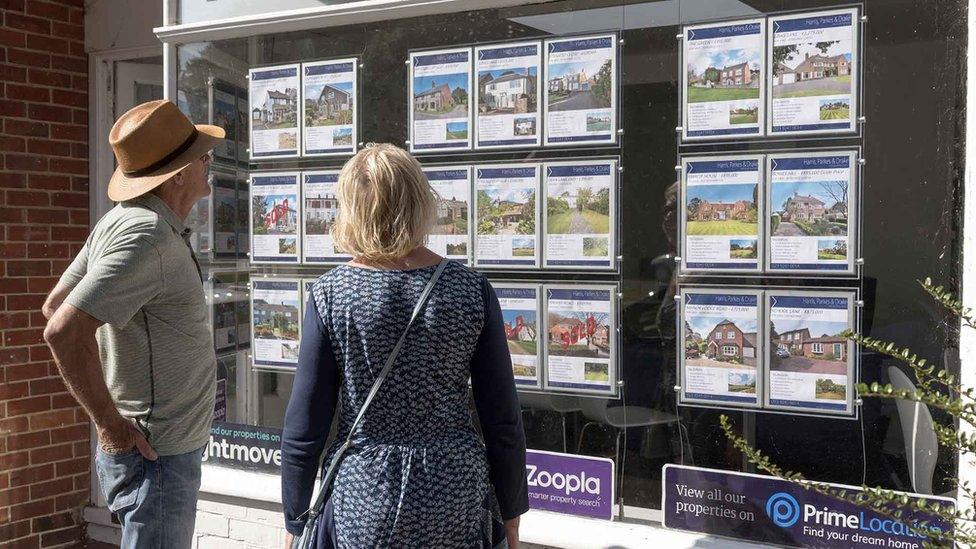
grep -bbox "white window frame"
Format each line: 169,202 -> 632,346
722,345 -> 737,356
812,343 -> 824,354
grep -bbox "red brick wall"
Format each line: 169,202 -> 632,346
0,1 -> 91,548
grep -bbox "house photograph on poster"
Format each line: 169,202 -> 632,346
252,298 -> 301,359
479,68 -> 537,116
684,316 -> 759,372
769,319 -> 848,378
477,186 -> 536,237
547,307 -> 612,376
252,194 -> 298,236
547,57 -> 612,116
772,43 -> 852,103
770,181 -> 849,244
503,308 -> 538,378
685,48 -> 761,124
414,73 -> 469,120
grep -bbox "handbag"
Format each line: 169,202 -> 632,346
292,259 -> 450,549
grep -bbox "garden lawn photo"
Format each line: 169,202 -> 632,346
819,98 -> 850,120
815,377 -> 847,400
729,238 -> 757,259
685,183 -> 758,236
547,185 -> 611,235
727,372 -> 757,393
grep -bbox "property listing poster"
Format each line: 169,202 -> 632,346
301,59 -> 357,156
680,290 -> 761,406
474,164 -> 540,268
682,19 -> 765,140
767,152 -> 855,274
250,172 -> 301,264
251,279 -> 302,368
236,87 -> 249,167
545,286 -> 616,394
236,176 -> 250,259
212,172 -> 239,259
544,34 -> 617,146
766,291 -> 854,414
210,276 -> 239,354
543,160 -> 616,269
235,272 -> 251,348
474,41 -> 542,149
186,196 -> 211,255
495,284 -> 541,387
681,156 -> 762,273
210,80 -> 239,164
423,166 -> 472,263
248,64 -> 300,159
409,48 -> 472,152
769,8 -> 858,135
301,171 -> 349,264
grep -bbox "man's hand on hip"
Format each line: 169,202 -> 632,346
98,417 -> 158,460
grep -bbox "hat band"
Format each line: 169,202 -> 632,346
122,128 -> 200,177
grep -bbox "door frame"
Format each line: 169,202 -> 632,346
89,45 -> 163,226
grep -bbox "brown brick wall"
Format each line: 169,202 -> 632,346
0,1 -> 90,548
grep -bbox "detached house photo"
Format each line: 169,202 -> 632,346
684,46 -> 762,103
304,82 -> 354,127
304,191 -> 339,235
771,182 -> 849,237
252,88 -> 298,130
769,320 -> 849,376
684,315 -> 759,369
773,43 -> 854,99
478,68 -> 538,115
685,183 -> 759,236
413,72 -> 469,120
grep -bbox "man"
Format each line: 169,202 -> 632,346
43,100 -> 225,548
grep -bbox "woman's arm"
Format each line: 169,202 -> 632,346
470,279 -> 530,531
281,293 -> 340,537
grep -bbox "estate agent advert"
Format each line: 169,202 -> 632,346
210,79 -> 239,163
212,172 -> 239,259
543,160 -> 616,269
423,166 -> 472,263
544,34 -> 617,146
249,64 -> 300,158
526,450 -> 614,520
766,291 -> 854,414
250,172 -> 301,264
474,41 -> 542,149
251,279 -> 302,368
544,286 -> 615,394
681,156 -> 762,273
663,465 -> 952,548
409,48 -> 473,152
301,171 -> 349,264
683,20 -> 765,140
680,290 -> 762,407
301,58 -> 357,156
495,284 -> 542,387
474,164 -> 540,268
768,151 -> 856,274
769,8 -> 858,135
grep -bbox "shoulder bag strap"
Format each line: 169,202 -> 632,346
297,258 -> 450,523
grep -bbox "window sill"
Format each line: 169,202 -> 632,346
200,462 -> 283,503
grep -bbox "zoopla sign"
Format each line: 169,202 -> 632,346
663,465 -> 953,548
525,450 -> 614,520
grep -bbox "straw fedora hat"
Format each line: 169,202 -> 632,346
107,100 -> 226,202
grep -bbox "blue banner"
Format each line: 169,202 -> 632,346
770,295 -> 849,310
685,293 -> 757,307
478,44 -> 538,60
251,67 -> 296,81
775,12 -> 853,34
687,159 -> 759,174
304,62 -> 354,76
688,23 -> 761,41
771,156 -> 851,171
496,287 -> 536,300
304,173 -> 339,184
414,50 -> 469,67
548,288 -> 611,301
548,36 -> 613,54
664,465 -> 951,548
424,169 -> 469,181
477,167 -> 537,179
547,163 -> 612,178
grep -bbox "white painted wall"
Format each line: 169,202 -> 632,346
85,0 -> 162,53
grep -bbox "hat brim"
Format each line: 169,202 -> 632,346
107,124 -> 226,202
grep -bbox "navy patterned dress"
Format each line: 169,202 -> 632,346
281,262 -> 529,548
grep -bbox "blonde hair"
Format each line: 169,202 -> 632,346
331,143 -> 436,261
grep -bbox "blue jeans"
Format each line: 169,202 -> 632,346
95,445 -> 204,549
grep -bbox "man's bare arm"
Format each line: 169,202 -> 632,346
43,303 -> 157,459
42,280 -> 74,320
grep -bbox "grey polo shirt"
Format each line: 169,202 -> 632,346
59,193 -> 216,456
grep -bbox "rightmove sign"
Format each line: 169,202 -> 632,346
663,465 -> 952,548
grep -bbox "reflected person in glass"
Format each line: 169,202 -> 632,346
281,144 -> 529,548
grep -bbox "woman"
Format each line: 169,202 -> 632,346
281,144 -> 528,548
